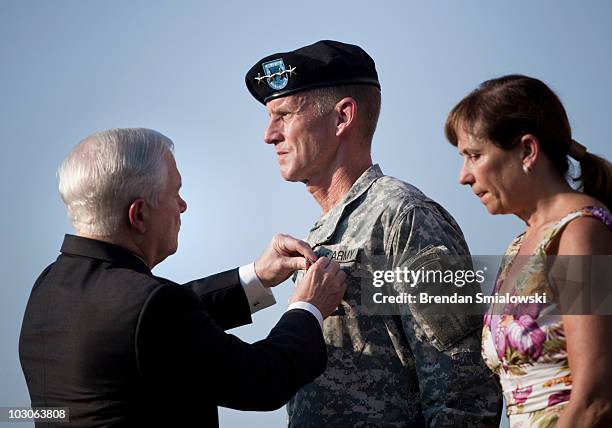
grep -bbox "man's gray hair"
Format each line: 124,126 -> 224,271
308,84 -> 381,142
58,128 -> 174,236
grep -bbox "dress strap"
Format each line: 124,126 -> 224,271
536,206 -> 612,254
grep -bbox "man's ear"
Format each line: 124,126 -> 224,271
335,97 -> 357,137
520,134 -> 540,169
128,198 -> 147,234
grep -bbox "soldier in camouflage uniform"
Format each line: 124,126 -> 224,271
245,40 -> 502,427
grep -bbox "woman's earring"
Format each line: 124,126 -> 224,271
522,164 -> 532,174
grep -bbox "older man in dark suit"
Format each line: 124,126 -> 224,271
19,128 -> 346,427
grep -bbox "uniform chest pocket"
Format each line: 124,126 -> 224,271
316,245 -> 368,316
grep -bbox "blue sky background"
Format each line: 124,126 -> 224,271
1,1 -> 611,426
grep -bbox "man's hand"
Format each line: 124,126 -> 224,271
290,257 -> 347,319
254,234 -> 317,288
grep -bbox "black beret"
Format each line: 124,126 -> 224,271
245,40 -> 380,105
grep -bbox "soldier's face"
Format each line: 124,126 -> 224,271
456,130 -> 525,215
264,94 -> 338,183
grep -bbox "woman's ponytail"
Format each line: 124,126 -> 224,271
577,152 -> 612,209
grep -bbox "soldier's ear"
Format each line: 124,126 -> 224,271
128,198 -> 147,234
334,97 -> 356,137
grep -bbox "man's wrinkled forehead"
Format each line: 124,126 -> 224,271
265,93 -> 312,115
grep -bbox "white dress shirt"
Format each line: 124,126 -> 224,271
238,262 -> 323,329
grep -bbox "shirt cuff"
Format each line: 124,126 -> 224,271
238,262 -> 276,314
287,301 -> 323,330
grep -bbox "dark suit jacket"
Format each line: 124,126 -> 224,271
19,235 -> 326,427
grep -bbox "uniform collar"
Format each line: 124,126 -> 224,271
60,234 -> 152,274
309,164 -> 383,245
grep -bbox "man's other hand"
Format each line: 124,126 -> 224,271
254,234 -> 317,288
290,257 -> 347,319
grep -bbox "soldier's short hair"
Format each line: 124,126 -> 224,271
308,84 -> 381,143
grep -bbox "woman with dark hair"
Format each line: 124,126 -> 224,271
445,75 -> 612,427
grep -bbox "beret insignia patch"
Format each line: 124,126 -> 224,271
256,58 -> 296,90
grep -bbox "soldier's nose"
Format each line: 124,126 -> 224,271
264,120 -> 283,145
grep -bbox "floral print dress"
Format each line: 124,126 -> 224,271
481,206 -> 612,427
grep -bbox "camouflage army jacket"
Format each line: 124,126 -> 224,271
287,165 -> 501,427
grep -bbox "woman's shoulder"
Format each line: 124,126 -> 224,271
556,212 -> 612,255
550,193 -> 610,230
547,200 -> 612,255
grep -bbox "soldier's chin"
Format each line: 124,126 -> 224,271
167,240 -> 179,257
